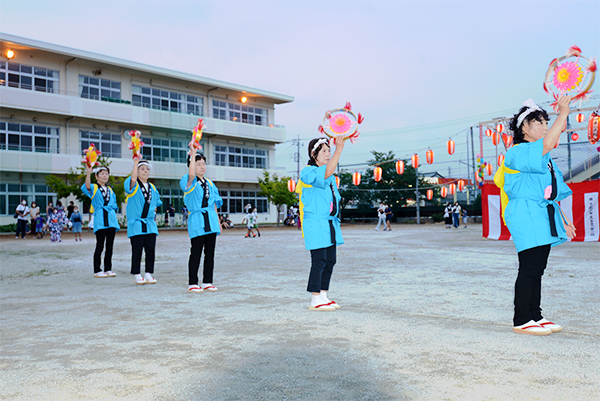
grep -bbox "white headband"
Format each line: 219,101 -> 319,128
311,138 -> 329,156
93,166 -> 109,174
517,98 -> 543,128
138,160 -> 153,170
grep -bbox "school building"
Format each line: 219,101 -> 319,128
0,33 -> 294,226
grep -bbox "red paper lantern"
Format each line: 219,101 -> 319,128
449,183 -> 456,195
447,139 -> 455,155
486,163 -> 493,176
395,160 -> 405,175
352,171 -> 361,186
571,133 -> 579,141
411,154 -> 420,169
497,154 -> 505,166
426,149 -> 434,164
496,123 -> 504,133
457,179 -> 465,192
426,189 -> 433,200
492,132 -> 501,146
589,112 -> 600,144
576,113 -> 585,123
335,175 -> 340,188
373,166 -> 382,182
440,186 -> 448,198
485,128 -> 492,137
287,179 -> 296,193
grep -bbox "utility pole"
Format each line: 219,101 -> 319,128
466,128 -> 471,205
470,126 -> 477,197
566,115 -> 572,181
292,135 -> 302,181
415,165 -> 420,224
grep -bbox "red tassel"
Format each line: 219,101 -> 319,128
318,125 -> 325,134
357,113 -> 364,124
566,45 -> 582,58
548,58 -> 558,67
344,102 -> 352,111
588,57 -> 597,72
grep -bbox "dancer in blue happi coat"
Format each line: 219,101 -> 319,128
494,95 -> 576,336
82,166 -> 120,278
124,159 -> 163,285
180,142 -> 223,293
295,137 -> 345,311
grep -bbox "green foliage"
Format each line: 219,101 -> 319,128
0,223 -> 17,233
431,213 -> 444,223
45,155 -> 126,207
258,171 -> 297,225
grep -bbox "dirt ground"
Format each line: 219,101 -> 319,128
1,223 -> 598,400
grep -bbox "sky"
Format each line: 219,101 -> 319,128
1,0 -> 599,180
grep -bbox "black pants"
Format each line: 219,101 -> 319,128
16,220 -> 27,238
188,233 -> 216,285
94,228 -> 116,273
514,244 -> 551,326
130,234 -> 157,275
307,245 -> 336,293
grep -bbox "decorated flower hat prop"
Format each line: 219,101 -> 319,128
81,143 -> 101,168
190,118 -> 204,150
128,130 -> 145,160
544,45 -> 596,111
318,102 -> 364,144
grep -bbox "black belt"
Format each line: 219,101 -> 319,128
547,162 -> 558,237
202,210 -> 211,232
329,220 -> 336,245
103,209 -> 109,227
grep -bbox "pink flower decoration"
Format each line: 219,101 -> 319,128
553,61 -> 583,91
329,113 -> 352,134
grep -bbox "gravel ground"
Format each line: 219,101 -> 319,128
1,224 -> 598,400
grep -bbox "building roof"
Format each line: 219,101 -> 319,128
0,32 -> 294,104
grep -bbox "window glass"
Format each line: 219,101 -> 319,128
0,123 -> 59,153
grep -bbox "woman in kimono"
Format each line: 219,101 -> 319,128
494,96 -> 576,335
47,206 -> 67,242
82,166 -> 120,278
125,159 -> 163,285
296,137 -> 345,311
180,143 -> 223,293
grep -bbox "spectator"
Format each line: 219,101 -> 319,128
444,203 -> 452,228
164,208 -> 169,227
384,204 -> 393,231
15,199 -> 30,239
375,203 -> 386,231
252,207 -> 261,237
453,202 -> 461,228
71,205 -> 83,241
67,201 -> 75,220
29,201 -> 40,237
462,207 -> 468,228
242,209 -> 256,238
182,205 -> 189,227
47,206 -> 67,242
169,204 -> 175,228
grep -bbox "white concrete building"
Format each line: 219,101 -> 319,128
0,33 -> 293,226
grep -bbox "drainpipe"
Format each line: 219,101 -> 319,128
65,58 -> 78,96
66,117 -> 76,155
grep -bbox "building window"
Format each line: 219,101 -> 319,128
212,100 -> 268,126
141,136 -> 192,163
80,130 -> 122,158
218,190 -> 268,214
0,182 -> 56,216
213,145 -> 268,169
157,187 -> 183,215
0,122 -> 59,153
132,85 -> 203,115
79,75 -> 121,101
0,61 -> 59,93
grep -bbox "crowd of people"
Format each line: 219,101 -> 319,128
444,202 -> 467,229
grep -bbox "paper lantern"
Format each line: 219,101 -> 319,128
589,112 -> 600,144
496,123 -> 504,133
441,186 -> 448,198
335,175 -> 340,188
502,134 -> 513,147
457,179 -> 465,192
411,154 -> 420,169
571,133 -> 579,141
498,154 -> 505,166
426,189 -> 433,200
426,149 -> 434,164
492,132 -> 501,146
373,166 -> 382,182
486,163 -> 493,176
485,128 -> 492,137
576,113 -> 585,123
287,179 -> 296,192
395,160 -> 405,175
352,171 -> 361,186
449,183 -> 456,195
447,139 -> 455,155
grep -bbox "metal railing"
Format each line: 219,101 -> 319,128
564,153 -> 600,181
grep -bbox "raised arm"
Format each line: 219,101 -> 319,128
543,95 -> 571,155
129,159 -> 139,191
85,165 -> 93,191
325,139 -> 345,179
186,141 -> 196,189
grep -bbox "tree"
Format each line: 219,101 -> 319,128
258,170 -> 298,226
45,155 -> 126,210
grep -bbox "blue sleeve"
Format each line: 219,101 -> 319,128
124,177 -> 135,194
180,174 -> 192,192
505,140 -> 549,174
300,165 -> 327,189
212,184 -> 223,209
81,183 -> 94,198
552,162 -> 573,202
154,187 -> 163,208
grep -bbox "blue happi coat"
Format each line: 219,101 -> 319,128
296,164 -> 344,251
179,174 -> 223,239
494,139 -> 572,253
81,183 -> 120,233
124,177 -> 163,238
